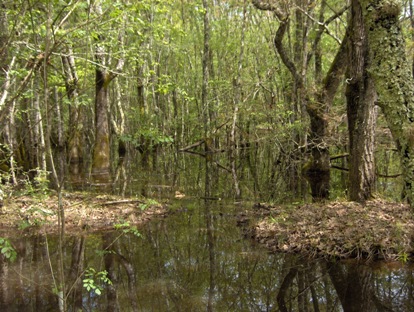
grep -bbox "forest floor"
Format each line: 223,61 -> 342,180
246,199 -> 414,262
0,191 -> 168,236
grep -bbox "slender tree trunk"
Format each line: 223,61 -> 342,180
62,51 -> 82,164
231,0 -> 247,200
346,0 -> 377,202
202,0 -> 213,198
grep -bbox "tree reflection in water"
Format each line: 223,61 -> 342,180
1,204 -> 414,311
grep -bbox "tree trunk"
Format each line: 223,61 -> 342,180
362,0 -> 414,205
346,0 -> 377,202
92,67 -> 111,175
253,1 -> 349,202
62,51 -> 82,164
328,262 -> 373,312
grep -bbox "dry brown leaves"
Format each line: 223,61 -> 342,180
252,200 -> 414,261
0,192 -> 168,236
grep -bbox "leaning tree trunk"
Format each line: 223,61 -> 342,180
362,0 -> 414,205
346,0 -> 377,203
252,1 -> 349,202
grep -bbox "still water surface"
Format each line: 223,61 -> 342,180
2,152 -> 414,311
1,198 -> 414,311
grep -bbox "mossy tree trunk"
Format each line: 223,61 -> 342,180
346,0 -> 377,203
91,3 -> 125,177
92,67 -> 111,175
362,0 -> 414,205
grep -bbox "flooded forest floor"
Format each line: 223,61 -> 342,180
1,190 -> 413,262
248,199 -> 414,262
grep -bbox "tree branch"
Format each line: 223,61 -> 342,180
251,0 -> 286,20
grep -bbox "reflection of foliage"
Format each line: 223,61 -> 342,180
0,237 -> 17,262
83,268 -> 112,296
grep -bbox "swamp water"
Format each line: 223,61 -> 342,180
1,155 -> 414,311
1,198 -> 414,311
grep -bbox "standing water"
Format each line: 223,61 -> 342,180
1,154 -> 413,311
1,198 -> 413,311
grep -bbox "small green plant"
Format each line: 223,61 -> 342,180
17,168 -> 51,199
83,268 -> 112,296
139,199 -> 159,211
398,251 -> 409,263
0,237 -> 17,262
114,221 -> 142,238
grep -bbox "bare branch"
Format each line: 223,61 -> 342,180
251,0 -> 287,20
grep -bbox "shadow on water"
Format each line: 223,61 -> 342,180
1,153 -> 414,311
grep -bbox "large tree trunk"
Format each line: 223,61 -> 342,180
346,0 -> 377,202
362,0 -> 414,205
91,3 -> 125,177
327,262 -> 373,312
92,67 -> 111,175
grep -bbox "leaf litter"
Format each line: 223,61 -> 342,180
249,200 -> 414,261
0,191 -> 168,236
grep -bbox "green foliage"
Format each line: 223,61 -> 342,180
0,238 -> 17,262
139,199 -> 159,211
83,268 -> 112,296
114,221 -> 143,237
17,169 -> 51,199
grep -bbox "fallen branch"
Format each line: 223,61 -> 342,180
101,200 -> 145,206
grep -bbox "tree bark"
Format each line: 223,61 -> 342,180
362,0 -> 414,205
91,3 -> 125,177
92,66 -> 111,174
62,50 -> 82,164
346,0 -> 377,202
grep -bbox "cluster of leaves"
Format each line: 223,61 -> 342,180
114,221 -> 142,238
0,237 -> 17,262
82,268 -> 112,296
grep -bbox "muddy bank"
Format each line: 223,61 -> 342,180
249,200 -> 414,261
0,192 -> 168,236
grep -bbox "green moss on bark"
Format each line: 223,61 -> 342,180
363,0 -> 414,205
